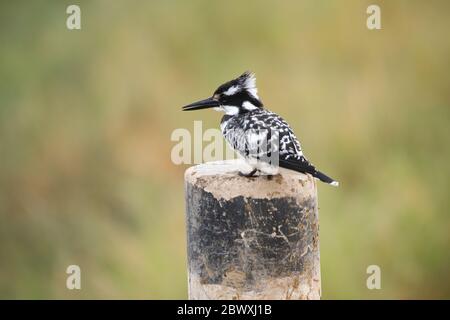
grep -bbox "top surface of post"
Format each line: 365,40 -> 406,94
185,159 -> 316,201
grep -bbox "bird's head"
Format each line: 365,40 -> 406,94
182,71 -> 263,115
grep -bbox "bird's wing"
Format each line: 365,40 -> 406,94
246,110 -> 304,158
240,111 -> 322,175
224,110 -> 304,163
223,110 -> 339,185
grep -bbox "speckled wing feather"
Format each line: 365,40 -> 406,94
222,108 -> 305,162
221,108 -> 338,185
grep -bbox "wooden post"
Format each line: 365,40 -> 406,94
184,160 -> 321,300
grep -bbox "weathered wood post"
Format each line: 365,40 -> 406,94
184,160 -> 321,300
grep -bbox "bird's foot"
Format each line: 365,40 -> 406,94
238,169 -> 258,178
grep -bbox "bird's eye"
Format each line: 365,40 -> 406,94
213,94 -> 221,100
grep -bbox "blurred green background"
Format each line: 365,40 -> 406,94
1,0 -> 449,299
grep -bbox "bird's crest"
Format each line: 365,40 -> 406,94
238,71 -> 257,90
237,71 -> 258,99
215,71 -> 259,99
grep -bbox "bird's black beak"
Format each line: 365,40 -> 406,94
182,97 -> 220,111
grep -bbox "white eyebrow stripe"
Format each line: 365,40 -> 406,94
224,85 -> 240,96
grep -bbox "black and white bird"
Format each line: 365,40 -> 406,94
182,71 -> 339,186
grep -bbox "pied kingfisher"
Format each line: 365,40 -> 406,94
182,71 -> 339,186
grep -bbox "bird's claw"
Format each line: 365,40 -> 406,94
238,169 -> 258,178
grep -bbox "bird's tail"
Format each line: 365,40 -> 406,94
313,170 -> 339,187
279,158 -> 339,187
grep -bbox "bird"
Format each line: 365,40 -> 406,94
182,71 -> 339,186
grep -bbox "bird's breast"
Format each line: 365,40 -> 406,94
220,115 -> 234,133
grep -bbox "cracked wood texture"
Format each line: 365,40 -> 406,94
185,160 -> 321,300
